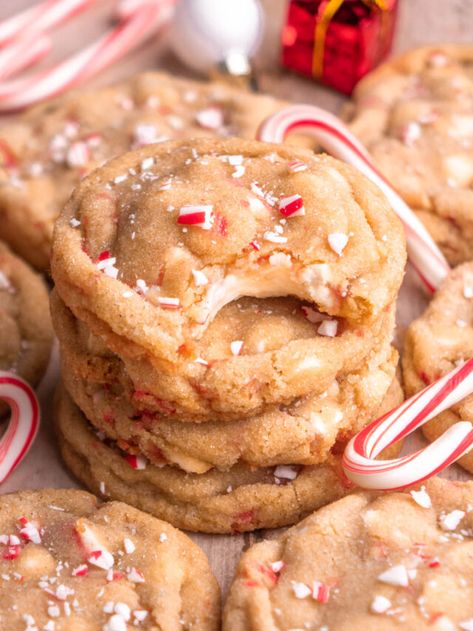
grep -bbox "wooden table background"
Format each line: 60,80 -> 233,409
1,0 -> 472,597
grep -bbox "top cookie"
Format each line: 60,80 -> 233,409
0,72 -> 285,269
224,477 -> 473,630
52,137 -> 405,419
348,45 -> 473,265
0,488 -> 220,630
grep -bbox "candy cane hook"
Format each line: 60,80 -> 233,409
342,359 -> 473,490
258,105 -> 450,293
0,372 -> 40,484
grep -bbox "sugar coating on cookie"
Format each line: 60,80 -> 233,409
0,489 -> 220,630
403,261 -> 473,473
52,138 -> 405,419
0,72 -> 286,270
53,290 -> 399,473
223,477 -> 473,630
348,44 -> 473,265
54,385 -> 403,534
0,241 -> 52,389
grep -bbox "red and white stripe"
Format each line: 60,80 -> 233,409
0,35 -> 51,81
0,0 -> 95,48
177,205 -> 214,230
258,105 -> 450,293
278,194 -> 305,218
0,0 -> 175,112
0,372 -> 40,484
342,358 -> 473,490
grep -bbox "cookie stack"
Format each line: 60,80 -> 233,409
51,137 -> 406,533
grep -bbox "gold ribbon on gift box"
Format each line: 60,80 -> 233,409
312,0 -> 389,79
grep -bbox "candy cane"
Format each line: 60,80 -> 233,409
342,359 -> 473,490
0,0 -> 95,48
0,0 -> 175,112
0,372 -> 40,484
0,35 -> 51,81
258,105 -> 451,292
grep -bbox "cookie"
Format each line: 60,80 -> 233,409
51,137 -> 405,420
223,477 -> 473,630
54,291 -> 398,473
0,72 -> 286,270
0,488 -> 220,630
403,261 -> 473,473
0,241 -> 52,388
348,45 -> 473,265
54,383 -> 403,534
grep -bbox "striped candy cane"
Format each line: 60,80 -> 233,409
258,105 -> 451,293
0,0 -> 96,47
342,359 -> 473,490
0,0 -> 175,112
0,372 -> 40,484
0,35 -> 51,82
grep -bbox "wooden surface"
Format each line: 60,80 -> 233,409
1,0 -> 471,598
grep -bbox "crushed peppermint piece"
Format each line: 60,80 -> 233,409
134,123 -> 159,146
124,454 -> 147,470
157,296 -> 181,309
291,581 -> 312,599
88,549 -> 114,571
122,290 -> 134,298
328,232 -> 349,256
271,560 -> 284,573
230,340 -> 244,356
263,231 -> 287,244
460,620 -> 473,631
463,285 -> 473,299
72,564 -> 88,577
140,157 -> 154,170
103,614 -> 127,631
440,509 -> 465,531
377,564 -> 409,587
312,580 -> 330,603
159,533 -> 168,542
66,141 -> 89,168
123,538 -> 135,554
301,306 -> 325,323
410,486 -> 432,509
19,520 -> 41,544
134,610 -> 148,622
178,204 -> 214,230
113,174 -> 127,185
318,320 -> 338,337
69,218 -> 81,228
55,584 -> 74,600
192,269 -> 208,286
195,106 -> 223,129
371,595 -> 392,614
401,121 -> 422,146
232,165 -> 245,178
127,567 -> 145,583
278,194 -> 305,218
194,357 -> 209,366
288,160 -> 308,173
274,465 -> 298,480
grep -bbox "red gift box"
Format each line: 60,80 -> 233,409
282,0 -> 398,95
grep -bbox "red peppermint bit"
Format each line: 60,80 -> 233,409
177,205 -> 214,230
103,412 -> 115,425
112,571 -> 124,581
313,581 -> 331,603
258,564 -> 278,585
428,558 -> 441,568
278,194 -> 305,218
72,564 -> 89,577
0,139 -> 17,168
89,550 -> 102,560
249,240 -> 261,251
428,613 -> 446,625
420,371 -> 430,386
3,545 -> 21,560
123,454 -> 147,470
244,580 -> 260,588
156,268 -> 165,286
236,510 -> 254,524
214,212 -> 228,237
97,250 -> 111,262
18,517 -> 28,526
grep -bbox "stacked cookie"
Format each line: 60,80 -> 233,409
51,137 -> 406,533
